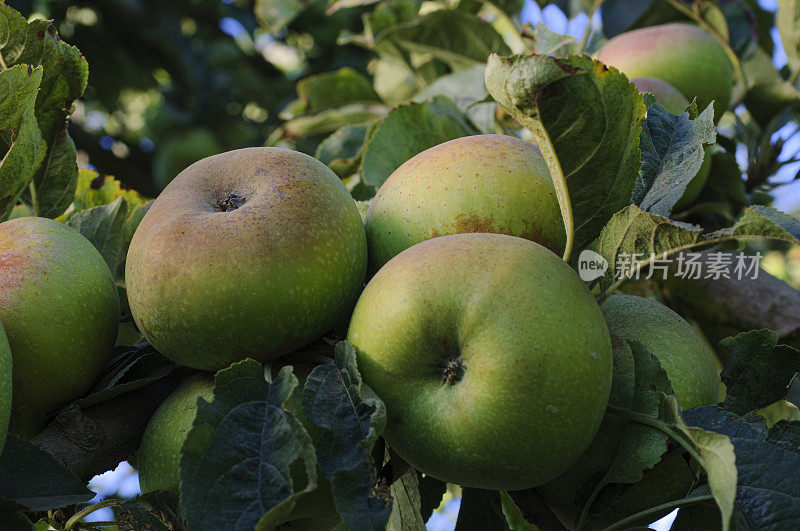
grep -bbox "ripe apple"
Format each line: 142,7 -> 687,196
630,77 -> 713,210
126,147 -> 368,370
0,217 -> 119,437
598,23 -> 734,121
364,134 -> 566,272
347,233 -> 612,490
0,321 -> 10,456
137,368 -> 339,527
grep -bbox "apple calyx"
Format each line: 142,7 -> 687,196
440,357 -> 465,385
216,193 -> 246,212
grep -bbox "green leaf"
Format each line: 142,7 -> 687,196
328,0 -> 383,15
665,401 -> 738,531
777,0 -> 800,78
315,124 -> 370,178
520,23 -> 576,56
67,196 -> 130,278
294,67 -> 382,115
0,64 -> 46,221
0,511 -> 33,531
302,341 -> 391,531
635,98 -> 716,216
73,343 -> 175,409
277,103 -> 388,139
742,46 -> 800,125
111,493 -> 176,531
485,53 -> 646,258
387,468 -> 426,531
455,488 -> 509,530
670,486 -> 752,531
373,10 -> 511,71
255,0 -> 309,34
180,360 -> 318,530
0,6 -> 89,220
0,435 -> 93,511
59,168 -> 146,220
414,64 -> 496,134
499,491 -> 536,530
683,407 -> 800,530
419,474 -> 447,522
595,204 -> 800,292
360,95 -> 476,188
719,330 -> 800,416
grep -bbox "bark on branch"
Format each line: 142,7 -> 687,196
662,251 -> 800,353
32,377 -> 180,482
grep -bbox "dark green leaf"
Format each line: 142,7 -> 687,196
0,64 -> 46,221
485,53 -> 646,254
67,196 -> 129,278
181,360 -> 318,530
0,435 -> 93,511
414,65 -> 495,133
255,0 -> 309,34
455,488 -> 509,531
295,67 -> 382,115
683,407 -> 800,529
0,511 -> 33,531
419,473 -> 447,522
302,341 -> 391,531
387,468 -> 426,530
720,330 -> 800,416
635,98 -> 716,216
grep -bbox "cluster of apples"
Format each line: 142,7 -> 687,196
0,20 -> 732,529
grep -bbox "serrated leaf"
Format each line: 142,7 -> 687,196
720,330 -> 800,416
67,196 -> 129,277
635,98 -> 716,216
373,10 -> 511,72
0,64 -> 46,221
181,360 -> 318,531
596,204 -> 800,292
1,6 -> 89,220
302,341 -> 391,531
387,468 -> 426,531
683,406 -> 800,530
359,96 -> 476,188
604,340 -> 673,484
455,488 -> 509,531
419,474 -> 447,522
485,53 -> 646,258
59,168 -> 146,220
0,435 -> 93,511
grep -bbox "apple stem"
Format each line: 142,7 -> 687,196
216,193 -> 246,212
440,357 -> 465,385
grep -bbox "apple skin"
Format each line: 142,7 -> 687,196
364,134 -> 566,272
602,294 -> 719,408
630,77 -> 712,210
347,233 -> 612,490
598,24 -> 734,121
137,368 -> 339,527
0,321 -> 11,456
0,217 -> 119,437
126,147 -> 367,370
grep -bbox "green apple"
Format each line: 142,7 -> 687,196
138,375 -> 215,495
347,233 -> 612,490
630,77 -> 713,210
137,368 -> 339,527
364,134 -> 566,272
0,321 -> 10,456
126,147 -> 367,370
0,217 -> 119,437
602,294 -> 719,408
598,23 -> 734,121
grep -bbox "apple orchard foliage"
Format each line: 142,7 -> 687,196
2,0 -> 800,530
